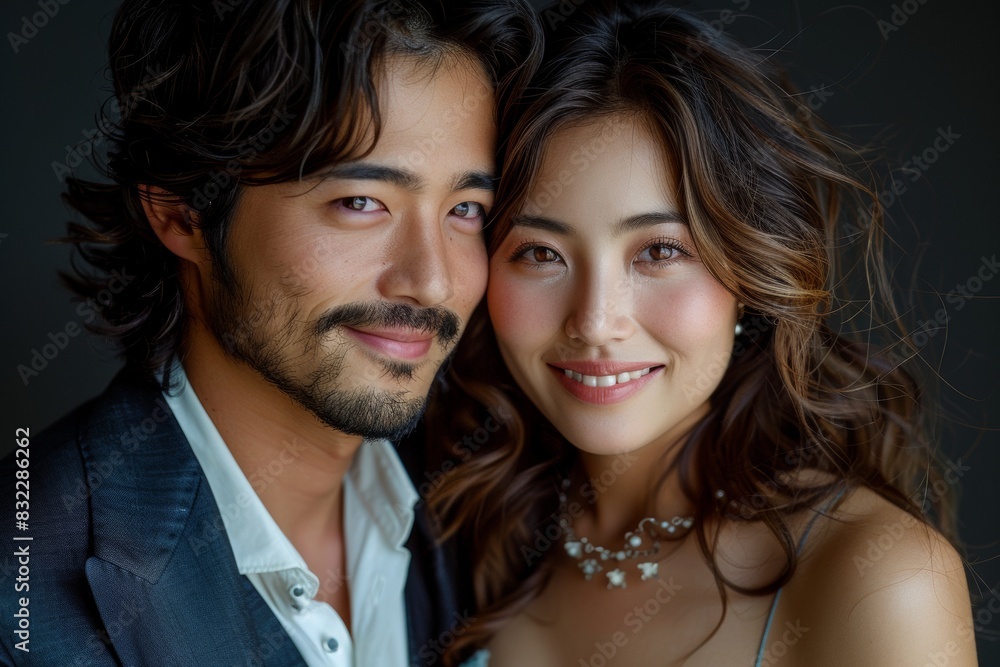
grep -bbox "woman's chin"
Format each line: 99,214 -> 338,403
556,429 -> 656,460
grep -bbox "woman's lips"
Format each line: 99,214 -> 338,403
343,326 -> 434,361
559,365 -> 653,387
548,363 -> 664,404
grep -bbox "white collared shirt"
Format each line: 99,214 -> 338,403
163,366 -> 419,667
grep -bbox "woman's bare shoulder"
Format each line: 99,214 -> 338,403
779,485 -> 977,665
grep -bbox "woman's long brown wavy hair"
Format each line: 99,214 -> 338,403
426,1 -> 956,663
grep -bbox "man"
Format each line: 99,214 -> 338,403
0,0 -> 539,665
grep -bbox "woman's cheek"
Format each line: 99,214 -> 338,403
487,271 -> 557,351
488,273 -> 528,343
637,278 -> 737,354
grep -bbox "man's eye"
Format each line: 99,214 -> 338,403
337,196 -> 385,212
451,202 -> 485,219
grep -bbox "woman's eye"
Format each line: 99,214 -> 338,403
638,243 -> 683,263
530,247 -> 560,263
451,202 -> 485,219
509,244 -> 562,265
337,196 -> 386,212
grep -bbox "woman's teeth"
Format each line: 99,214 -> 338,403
563,367 -> 652,387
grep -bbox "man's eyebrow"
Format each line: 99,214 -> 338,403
453,171 -> 497,193
318,163 -> 424,190
510,214 -> 577,236
612,211 -> 687,237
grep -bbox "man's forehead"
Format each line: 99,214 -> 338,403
377,50 -> 493,101
326,59 -> 496,186
374,53 -> 495,134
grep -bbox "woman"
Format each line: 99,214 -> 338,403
426,2 -> 977,665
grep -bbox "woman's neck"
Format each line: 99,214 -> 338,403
568,403 -> 710,542
571,449 -> 687,545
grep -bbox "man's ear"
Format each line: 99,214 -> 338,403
139,185 -> 207,264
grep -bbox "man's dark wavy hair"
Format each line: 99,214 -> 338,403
62,0 -> 541,388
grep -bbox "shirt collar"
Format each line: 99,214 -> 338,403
162,365 -> 419,588
348,438 -> 419,551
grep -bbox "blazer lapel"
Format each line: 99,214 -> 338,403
79,369 -> 304,666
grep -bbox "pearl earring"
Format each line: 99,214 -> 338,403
734,322 -> 743,336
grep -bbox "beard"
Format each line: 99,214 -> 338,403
205,269 -> 460,442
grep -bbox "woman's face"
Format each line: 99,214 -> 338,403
487,116 -> 739,457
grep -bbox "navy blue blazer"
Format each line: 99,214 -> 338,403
0,367 -> 463,666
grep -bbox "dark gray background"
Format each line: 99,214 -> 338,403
1,0 -> 997,661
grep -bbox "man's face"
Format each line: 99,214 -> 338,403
203,54 -> 495,440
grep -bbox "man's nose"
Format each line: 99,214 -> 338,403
377,213 -> 454,307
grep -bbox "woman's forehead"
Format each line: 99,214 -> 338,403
526,116 -> 678,227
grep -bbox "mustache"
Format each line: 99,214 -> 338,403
314,302 -> 461,348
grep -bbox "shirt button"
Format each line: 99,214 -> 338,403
289,584 -> 307,611
323,637 -> 339,653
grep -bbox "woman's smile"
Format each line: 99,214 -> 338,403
548,362 -> 664,405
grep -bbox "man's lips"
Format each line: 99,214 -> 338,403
343,326 -> 435,361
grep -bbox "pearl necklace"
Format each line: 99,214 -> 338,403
557,478 -> 694,589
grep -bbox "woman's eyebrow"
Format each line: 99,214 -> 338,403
612,211 -> 687,237
511,211 -> 686,237
511,214 -> 577,236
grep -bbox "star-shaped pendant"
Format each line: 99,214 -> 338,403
564,541 -> 583,558
606,569 -> 626,589
638,561 -> 658,580
579,558 -> 602,580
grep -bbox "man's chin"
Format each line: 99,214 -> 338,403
350,409 -> 425,442
302,383 -> 430,442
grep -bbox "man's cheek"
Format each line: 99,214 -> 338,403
456,251 -> 489,312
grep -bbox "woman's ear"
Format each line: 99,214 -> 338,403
139,185 -> 207,264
